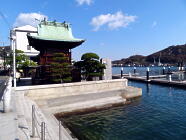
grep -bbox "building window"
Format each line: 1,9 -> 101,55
27,45 -> 31,50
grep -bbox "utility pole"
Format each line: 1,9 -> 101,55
10,30 -> 16,87
3,42 -> 6,70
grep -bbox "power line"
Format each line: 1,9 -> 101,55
0,11 -> 11,46
0,11 -> 11,29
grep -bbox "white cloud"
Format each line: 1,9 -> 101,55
76,0 -> 92,5
14,13 -> 48,27
90,11 -> 137,31
152,21 -> 157,28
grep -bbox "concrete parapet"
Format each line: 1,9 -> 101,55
1,77 -> 12,113
16,79 -> 128,100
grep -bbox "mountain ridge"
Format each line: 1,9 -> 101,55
113,44 -> 186,66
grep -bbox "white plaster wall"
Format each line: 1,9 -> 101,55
15,32 -> 39,57
13,25 -> 39,57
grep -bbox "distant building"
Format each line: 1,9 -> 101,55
11,25 -> 39,59
0,46 -> 10,69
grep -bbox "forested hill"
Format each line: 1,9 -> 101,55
113,44 -> 186,66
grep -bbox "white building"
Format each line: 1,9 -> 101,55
11,25 -> 39,58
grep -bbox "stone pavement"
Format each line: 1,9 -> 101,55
0,111 -> 18,140
0,88 -> 32,140
0,90 -> 19,140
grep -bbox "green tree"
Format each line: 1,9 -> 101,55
74,53 -> 105,81
6,49 -> 37,69
49,53 -> 72,83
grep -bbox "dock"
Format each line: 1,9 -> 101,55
113,74 -> 186,88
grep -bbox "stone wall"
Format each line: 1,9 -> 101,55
16,79 -> 128,100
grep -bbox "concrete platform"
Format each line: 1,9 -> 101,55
12,79 -> 142,140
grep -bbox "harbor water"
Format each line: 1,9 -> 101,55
62,67 -> 186,140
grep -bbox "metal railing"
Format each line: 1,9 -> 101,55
32,105 -> 52,140
0,77 -> 65,140
32,105 -> 63,140
59,120 -> 62,140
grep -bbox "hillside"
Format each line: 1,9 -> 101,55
113,44 -> 186,66
113,55 -> 147,66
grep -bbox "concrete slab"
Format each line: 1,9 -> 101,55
0,89 -> 19,140
49,96 -> 126,114
0,111 -> 18,140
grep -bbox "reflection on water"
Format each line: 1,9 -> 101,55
164,73 -> 186,81
62,81 -> 186,140
174,73 -> 185,81
146,83 -> 151,95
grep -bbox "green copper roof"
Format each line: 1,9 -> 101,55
31,20 -> 84,42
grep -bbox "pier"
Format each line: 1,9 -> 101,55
113,72 -> 186,88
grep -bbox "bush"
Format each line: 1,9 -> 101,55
74,52 -> 105,81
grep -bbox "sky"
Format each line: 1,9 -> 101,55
1,0 -> 186,61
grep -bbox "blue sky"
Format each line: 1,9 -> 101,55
1,0 -> 186,60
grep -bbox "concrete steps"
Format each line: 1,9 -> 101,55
38,90 -> 123,108
49,95 -> 126,114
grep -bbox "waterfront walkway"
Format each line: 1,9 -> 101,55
0,77 -> 18,140
0,98 -> 18,140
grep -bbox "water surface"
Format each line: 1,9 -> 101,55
62,81 -> 186,140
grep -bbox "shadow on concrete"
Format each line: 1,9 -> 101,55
17,78 -> 33,87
